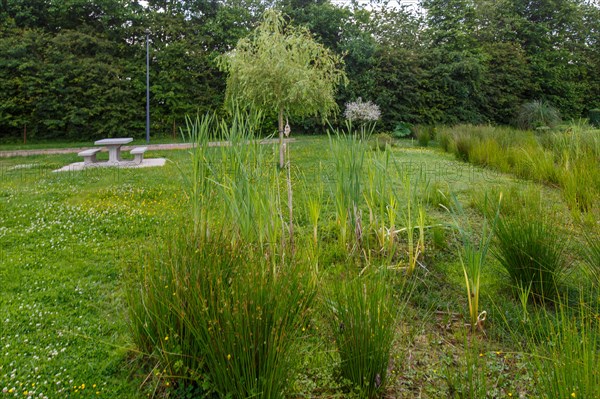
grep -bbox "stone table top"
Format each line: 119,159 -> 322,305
94,138 -> 133,145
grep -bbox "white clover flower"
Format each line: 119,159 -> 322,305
344,98 -> 381,122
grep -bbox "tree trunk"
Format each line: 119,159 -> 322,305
278,108 -> 284,169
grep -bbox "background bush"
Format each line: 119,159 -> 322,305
516,100 -> 561,130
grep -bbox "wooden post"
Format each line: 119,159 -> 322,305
23,124 -> 27,144
278,108 -> 284,169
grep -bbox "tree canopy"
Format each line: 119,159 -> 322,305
0,0 -> 598,141
218,10 -> 346,166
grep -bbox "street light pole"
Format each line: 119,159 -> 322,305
145,29 -> 150,144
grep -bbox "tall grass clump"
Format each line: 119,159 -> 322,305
493,195 -> 566,302
516,99 -> 561,130
126,229 -> 208,383
187,238 -> 315,398
128,229 -> 315,398
452,131 -> 473,162
413,125 -> 433,147
326,271 -> 398,398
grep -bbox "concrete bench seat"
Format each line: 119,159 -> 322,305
78,148 -> 102,164
130,147 -> 148,164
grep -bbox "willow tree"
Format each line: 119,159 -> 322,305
218,9 -> 347,168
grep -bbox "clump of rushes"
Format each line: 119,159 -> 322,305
187,237 -> 315,398
128,228 -> 315,398
493,195 -> 566,303
529,297 -> 600,399
326,271 -> 397,398
516,99 -> 561,130
126,228 -> 212,388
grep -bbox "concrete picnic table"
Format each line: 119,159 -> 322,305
94,138 -> 133,163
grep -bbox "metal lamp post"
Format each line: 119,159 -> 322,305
145,29 -> 150,144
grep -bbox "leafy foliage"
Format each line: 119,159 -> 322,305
218,9 -> 346,122
1,0 -> 599,139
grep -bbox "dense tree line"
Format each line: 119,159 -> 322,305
0,0 -> 598,140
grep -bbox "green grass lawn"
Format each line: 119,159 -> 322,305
0,135 -> 596,398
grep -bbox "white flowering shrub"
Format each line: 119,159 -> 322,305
343,98 -> 381,139
344,98 -> 381,122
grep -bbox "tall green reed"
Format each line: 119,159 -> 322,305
303,169 -> 325,272
448,193 -> 502,332
178,113 -> 216,240
328,124 -> 367,248
212,109 -> 286,254
395,167 -> 428,276
364,149 -> 395,257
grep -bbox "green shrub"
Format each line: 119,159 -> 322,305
326,271 -> 397,398
516,100 -> 561,130
493,204 -> 566,303
392,122 -> 412,138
